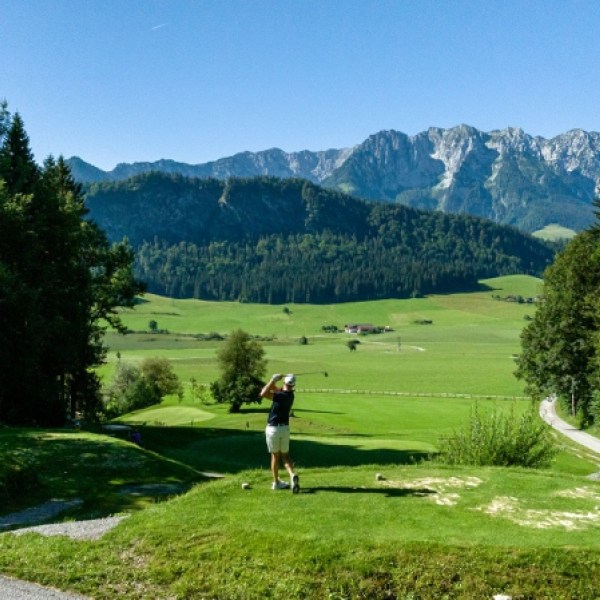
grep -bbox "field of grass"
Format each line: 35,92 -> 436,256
2,460 -> 600,598
532,223 -> 577,241
99,274 -> 544,400
3,275 -> 600,599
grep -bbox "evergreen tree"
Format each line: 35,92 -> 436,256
0,108 -> 145,426
0,112 -> 39,196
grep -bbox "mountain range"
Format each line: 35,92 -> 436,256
68,125 -> 600,233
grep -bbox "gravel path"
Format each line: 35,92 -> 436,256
0,500 -> 83,531
9,515 -> 130,541
0,575 -> 90,599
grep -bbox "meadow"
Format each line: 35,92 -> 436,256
3,274 -> 600,599
100,274 -> 543,396
532,223 -> 577,241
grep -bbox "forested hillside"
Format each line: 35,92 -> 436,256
85,173 -> 555,303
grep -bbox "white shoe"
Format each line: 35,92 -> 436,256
272,480 -> 290,490
292,473 -> 300,494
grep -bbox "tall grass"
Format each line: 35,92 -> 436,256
436,401 -> 556,467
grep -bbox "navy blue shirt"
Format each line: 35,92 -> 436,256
267,389 -> 295,426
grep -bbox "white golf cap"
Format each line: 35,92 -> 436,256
284,374 -> 296,386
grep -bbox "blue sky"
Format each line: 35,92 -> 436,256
2,0 -> 600,170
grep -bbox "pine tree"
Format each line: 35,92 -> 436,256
0,108 -> 145,426
0,113 -> 39,196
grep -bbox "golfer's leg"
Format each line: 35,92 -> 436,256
282,453 -> 294,478
271,452 -> 280,482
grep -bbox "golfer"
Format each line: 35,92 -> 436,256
261,373 -> 300,493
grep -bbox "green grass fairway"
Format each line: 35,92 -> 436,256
100,274 -> 596,479
99,275 -> 544,401
2,464 -> 600,599
5,275 -> 600,598
116,405 -> 215,427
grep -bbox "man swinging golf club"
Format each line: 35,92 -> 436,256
261,373 -> 300,493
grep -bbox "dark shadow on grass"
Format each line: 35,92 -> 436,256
137,426 -> 432,473
428,281 -> 495,296
303,486 -> 436,498
293,409 -> 344,415
0,430 -> 206,523
235,407 -> 344,416
236,406 -> 270,415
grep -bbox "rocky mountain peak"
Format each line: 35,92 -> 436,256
68,123 -> 600,234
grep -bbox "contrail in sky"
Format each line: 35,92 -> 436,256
151,23 -> 168,31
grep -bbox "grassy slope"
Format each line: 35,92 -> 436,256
2,464 -> 600,598
4,275 -> 600,598
532,223 -> 577,240
0,430 -> 205,519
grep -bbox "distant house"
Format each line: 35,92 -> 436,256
345,323 -> 375,334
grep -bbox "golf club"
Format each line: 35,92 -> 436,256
294,371 -> 329,377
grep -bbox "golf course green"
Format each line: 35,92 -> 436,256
2,274 -> 600,599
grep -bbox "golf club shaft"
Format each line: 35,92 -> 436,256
294,371 -> 328,376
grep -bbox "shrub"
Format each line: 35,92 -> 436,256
190,377 -> 211,404
321,325 -> 338,333
436,401 -> 556,468
103,357 -> 183,418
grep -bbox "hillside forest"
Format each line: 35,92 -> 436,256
85,174 -> 556,303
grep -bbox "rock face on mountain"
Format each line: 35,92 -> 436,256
70,147 -> 354,185
323,126 -> 599,232
69,125 -> 600,232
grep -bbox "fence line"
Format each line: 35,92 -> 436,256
188,382 -> 529,401
295,388 -> 529,401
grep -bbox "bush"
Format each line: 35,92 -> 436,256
103,357 -> 183,418
321,325 -> 339,333
436,401 -> 556,468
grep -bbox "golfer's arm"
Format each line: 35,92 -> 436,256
260,380 -> 277,400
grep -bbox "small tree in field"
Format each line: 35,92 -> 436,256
190,377 -> 211,404
140,357 -> 183,401
210,329 -> 267,413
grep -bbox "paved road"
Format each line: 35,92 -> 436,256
0,575 -> 89,600
540,396 -> 600,455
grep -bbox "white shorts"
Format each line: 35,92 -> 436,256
266,424 -> 290,453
